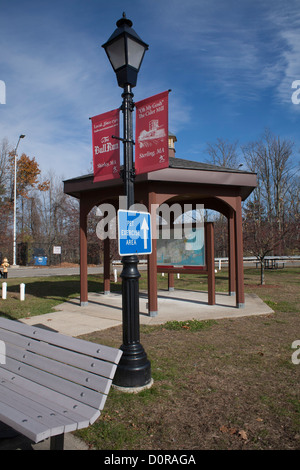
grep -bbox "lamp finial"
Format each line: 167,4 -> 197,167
117,12 -> 132,28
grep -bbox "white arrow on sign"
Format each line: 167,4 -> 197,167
141,217 -> 149,249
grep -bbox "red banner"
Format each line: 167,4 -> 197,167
135,91 -> 169,175
91,109 -> 120,182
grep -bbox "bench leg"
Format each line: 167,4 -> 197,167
50,434 -> 64,450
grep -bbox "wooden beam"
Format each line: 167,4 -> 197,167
80,198 -> 88,306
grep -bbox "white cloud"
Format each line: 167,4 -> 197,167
263,2 -> 300,107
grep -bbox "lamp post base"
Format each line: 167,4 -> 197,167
113,255 -> 152,388
113,378 -> 154,394
113,342 -> 152,388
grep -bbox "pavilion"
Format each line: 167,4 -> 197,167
63,134 -> 257,316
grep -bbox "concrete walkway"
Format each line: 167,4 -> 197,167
21,289 -> 273,336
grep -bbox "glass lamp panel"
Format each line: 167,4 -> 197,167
106,37 -> 126,70
127,37 -> 146,70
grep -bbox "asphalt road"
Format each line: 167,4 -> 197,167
4,265 -> 104,278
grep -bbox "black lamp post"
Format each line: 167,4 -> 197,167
102,13 -> 151,389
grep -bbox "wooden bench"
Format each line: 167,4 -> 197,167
0,317 -> 122,450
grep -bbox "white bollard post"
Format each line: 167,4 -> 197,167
20,283 -> 25,301
114,268 -> 118,283
177,273 -> 180,279
2,282 -> 7,300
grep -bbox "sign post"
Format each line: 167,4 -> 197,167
102,15 -> 156,389
53,246 -> 62,265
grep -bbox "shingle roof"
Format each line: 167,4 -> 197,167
168,157 -> 248,173
64,156 -> 251,184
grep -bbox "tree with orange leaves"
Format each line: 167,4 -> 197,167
7,152 -> 50,241
16,153 -> 49,197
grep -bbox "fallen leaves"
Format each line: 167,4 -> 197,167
220,425 -> 248,442
238,430 -> 248,441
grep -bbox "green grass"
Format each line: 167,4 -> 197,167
0,274 -> 121,320
142,318 -> 217,333
0,275 -> 79,319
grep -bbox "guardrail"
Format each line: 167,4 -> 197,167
113,256 -> 300,271
215,256 -> 300,270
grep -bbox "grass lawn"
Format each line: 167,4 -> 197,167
0,267 -> 299,450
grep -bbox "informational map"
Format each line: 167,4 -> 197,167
157,227 -> 205,266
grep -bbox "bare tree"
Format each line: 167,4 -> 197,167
242,129 -> 299,282
205,137 -> 240,169
205,138 -> 241,257
0,138 -> 11,195
38,171 -> 79,260
242,129 -> 296,229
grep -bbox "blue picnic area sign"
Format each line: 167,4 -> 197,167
118,210 -> 152,256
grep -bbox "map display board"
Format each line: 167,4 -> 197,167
157,227 -> 205,266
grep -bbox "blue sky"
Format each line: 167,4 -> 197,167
1,0 -> 300,180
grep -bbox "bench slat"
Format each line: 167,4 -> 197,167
5,343 -> 112,395
2,357 -> 107,411
0,372 -> 91,429
0,381 -> 79,433
0,401 -> 51,443
0,368 -> 97,426
0,318 -> 123,445
0,384 -> 67,436
0,318 -> 122,363
0,328 -> 117,380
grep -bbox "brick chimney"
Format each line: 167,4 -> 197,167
168,133 -> 177,158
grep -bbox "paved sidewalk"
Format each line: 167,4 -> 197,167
6,265 -> 104,278
21,289 -> 274,337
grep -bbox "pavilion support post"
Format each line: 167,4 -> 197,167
104,236 -> 110,295
168,210 -> 175,292
228,211 -> 236,296
206,222 -> 215,306
168,273 -> 174,291
147,191 -> 158,317
80,199 -> 88,306
235,197 -> 245,308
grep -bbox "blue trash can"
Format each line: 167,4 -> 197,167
33,256 -> 48,266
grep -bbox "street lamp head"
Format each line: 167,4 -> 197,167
102,12 -> 148,88
20,135 -> 25,139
